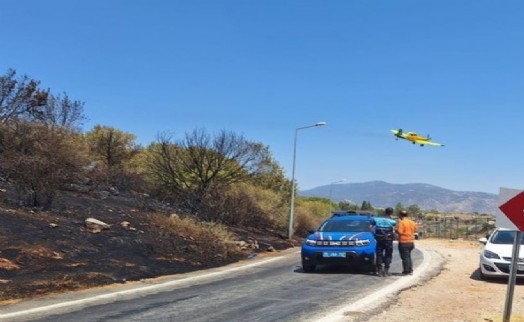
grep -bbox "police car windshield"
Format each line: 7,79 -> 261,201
319,220 -> 371,232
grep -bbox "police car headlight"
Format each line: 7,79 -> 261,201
355,239 -> 371,246
305,239 -> 317,246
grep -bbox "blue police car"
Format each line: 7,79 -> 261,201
301,211 -> 377,273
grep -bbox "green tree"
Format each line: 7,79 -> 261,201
144,129 -> 271,215
338,200 -> 357,211
249,152 -> 291,198
407,204 -> 422,217
360,200 -> 373,210
394,202 -> 404,214
84,125 -> 139,187
294,197 -> 333,237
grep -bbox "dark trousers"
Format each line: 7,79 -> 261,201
398,242 -> 415,273
376,240 -> 393,269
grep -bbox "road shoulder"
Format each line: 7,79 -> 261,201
310,246 -> 445,322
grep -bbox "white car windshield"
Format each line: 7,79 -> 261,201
491,231 -> 524,245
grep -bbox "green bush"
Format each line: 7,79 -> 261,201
293,198 -> 331,237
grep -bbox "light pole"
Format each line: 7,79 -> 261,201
288,121 -> 327,240
329,179 -> 346,201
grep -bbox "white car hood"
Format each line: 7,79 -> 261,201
485,242 -> 524,258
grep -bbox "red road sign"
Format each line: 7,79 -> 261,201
499,190 -> 524,231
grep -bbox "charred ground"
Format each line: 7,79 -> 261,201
0,183 -> 294,303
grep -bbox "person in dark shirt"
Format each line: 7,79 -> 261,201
372,207 -> 397,276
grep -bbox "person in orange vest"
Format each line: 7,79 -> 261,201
396,210 -> 417,275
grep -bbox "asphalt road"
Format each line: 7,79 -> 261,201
1,247 -> 428,322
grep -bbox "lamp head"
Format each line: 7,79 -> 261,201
315,122 -> 327,126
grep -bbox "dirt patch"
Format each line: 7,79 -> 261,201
366,238 -> 524,322
0,187 -> 293,303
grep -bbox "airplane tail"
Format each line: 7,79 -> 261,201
391,128 -> 403,140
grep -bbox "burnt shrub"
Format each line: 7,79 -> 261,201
0,122 -> 87,208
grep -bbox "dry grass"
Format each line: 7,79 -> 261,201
152,213 -> 241,261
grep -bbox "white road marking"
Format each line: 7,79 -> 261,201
312,248 -> 433,322
0,251 -> 300,321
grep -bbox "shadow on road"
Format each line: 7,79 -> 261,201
294,265 -> 377,276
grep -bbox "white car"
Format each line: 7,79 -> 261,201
479,228 -> 524,279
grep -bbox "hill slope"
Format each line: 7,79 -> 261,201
300,181 -> 497,214
0,184 -> 292,302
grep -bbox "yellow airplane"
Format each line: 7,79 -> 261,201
390,129 -> 444,147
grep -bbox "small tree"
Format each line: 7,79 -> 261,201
0,69 -> 48,124
394,202 -> 405,214
360,200 -> 373,211
144,129 -> 271,217
248,152 -> 291,199
84,125 -> 139,188
407,204 -> 422,217
0,122 -> 87,207
338,200 -> 357,211
0,69 -> 85,129
294,197 -> 332,237
34,93 -> 86,130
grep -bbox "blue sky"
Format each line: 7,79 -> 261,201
1,1 -> 523,194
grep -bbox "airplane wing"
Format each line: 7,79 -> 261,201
415,139 -> 444,146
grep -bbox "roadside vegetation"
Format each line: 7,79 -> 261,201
0,69 -> 332,250
0,68 -> 494,251
0,69 -> 499,301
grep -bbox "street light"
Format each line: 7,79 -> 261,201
329,179 -> 346,201
288,121 -> 327,240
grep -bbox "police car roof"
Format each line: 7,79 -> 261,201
330,210 -> 376,218
327,216 -> 373,223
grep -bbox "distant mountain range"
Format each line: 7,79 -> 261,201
300,181 -> 497,214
